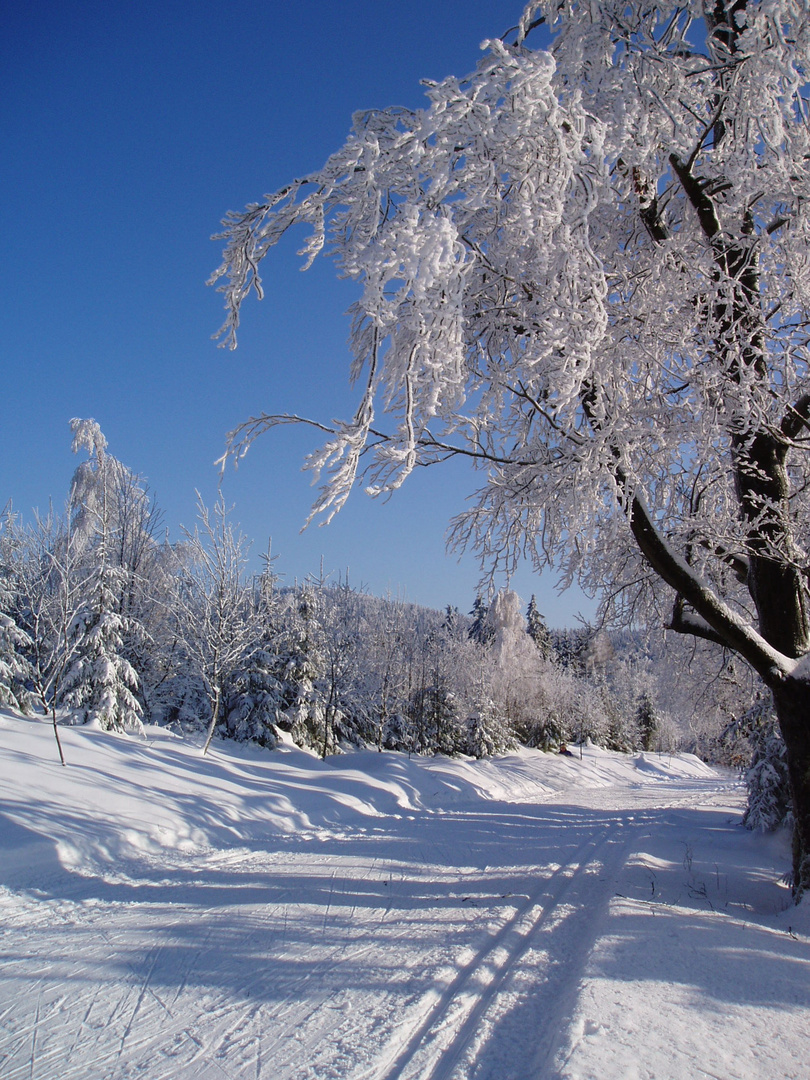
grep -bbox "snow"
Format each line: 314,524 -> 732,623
1,711 -> 807,1080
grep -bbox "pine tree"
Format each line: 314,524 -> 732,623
379,710 -> 411,753
56,423 -> 145,734
464,699 -> 516,759
275,586 -> 326,751
0,611 -> 32,714
738,697 -> 792,833
60,569 -> 143,733
222,547 -> 283,748
552,627 -> 590,676
635,691 -> 659,752
744,726 -> 791,833
0,509 -> 33,714
526,595 -> 554,660
223,639 -> 283,748
468,597 -> 492,645
409,681 -> 461,755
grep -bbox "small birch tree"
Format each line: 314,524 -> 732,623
174,496 -> 258,755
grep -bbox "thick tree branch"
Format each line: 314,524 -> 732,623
667,595 -> 729,647
669,153 -> 722,239
781,393 -> 810,442
616,464 -> 791,685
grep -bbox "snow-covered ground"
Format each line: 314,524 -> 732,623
1,712 -> 807,1080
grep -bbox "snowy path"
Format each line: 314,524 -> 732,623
0,715 -> 808,1079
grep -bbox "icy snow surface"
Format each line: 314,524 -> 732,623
0,712 -> 807,1080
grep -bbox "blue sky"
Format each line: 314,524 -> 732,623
2,0 -> 595,625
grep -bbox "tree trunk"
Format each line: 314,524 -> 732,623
772,681 -> 810,897
202,683 -> 222,756
51,703 -> 67,767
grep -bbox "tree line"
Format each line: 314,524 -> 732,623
1,421 -> 686,767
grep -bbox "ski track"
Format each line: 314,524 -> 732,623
21,829 -> 620,1076
1,739 -> 798,1080
366,825 -> 628,1080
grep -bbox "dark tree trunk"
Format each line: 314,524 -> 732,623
667,45 -> 810,896
772,682 -> 810,896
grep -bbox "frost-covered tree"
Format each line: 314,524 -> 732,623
213,1 -> 810,894
464,698 -> 517,758
174,496 -> 258,754
60,421 -> 144,733
405,609 -> 469,755
484,589 -> 538,731
274,585 -> 327,750
552,627 -> 590,677
67,419 -> 166,720
361,592 -> 412,750
732,695 -> 793,833
17,509 -> 89,765
223,547 -> 283,748
310,579 -> 369,756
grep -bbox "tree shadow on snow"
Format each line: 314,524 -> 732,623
2,799 -> 807,1027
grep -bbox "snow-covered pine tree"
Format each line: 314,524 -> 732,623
223,637 -> 282,748
734,696 -> 793,834
379,709 -> 411,752
58,421 -> 144,733
409,681 -> 461,755
745,730 -> 791,833
635,691 -> 660,752
464,698 -> 517,758
275,585 -> 327,751
59,568 -> 143,733
526,595 -> 554,661
468,597 -> 492,646
552,628 -> 589,677
0,508 -> 33,714
222,546 -> 283,748
0,612 -> 32,714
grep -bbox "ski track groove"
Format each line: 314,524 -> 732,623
63,986 -> 102,1067
170,922 -> 216,1007
117,945 -> 162,1061
521,833 -> 643,1080
28,990 -> 40,1080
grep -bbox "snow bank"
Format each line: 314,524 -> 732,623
0,711 -> 720,880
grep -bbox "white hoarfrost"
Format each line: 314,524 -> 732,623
212,0 -> 810,611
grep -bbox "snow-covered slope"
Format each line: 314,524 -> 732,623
1,712 -> 807,1079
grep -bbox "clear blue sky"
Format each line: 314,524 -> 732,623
1,0 -> 595,625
